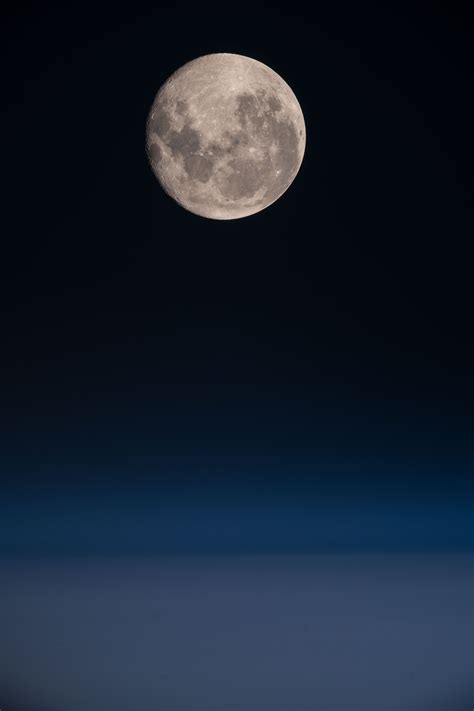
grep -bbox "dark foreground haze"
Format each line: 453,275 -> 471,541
1,556 -> 472,711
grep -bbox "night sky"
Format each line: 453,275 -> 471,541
2,3 -> 473,709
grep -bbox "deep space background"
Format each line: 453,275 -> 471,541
2,3 -> 473,709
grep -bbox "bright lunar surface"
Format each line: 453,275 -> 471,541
146,53 -> 306,220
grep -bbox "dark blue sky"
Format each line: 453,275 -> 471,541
2,2 -> 473,557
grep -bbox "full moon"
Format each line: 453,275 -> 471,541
146,53 -> 306,220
